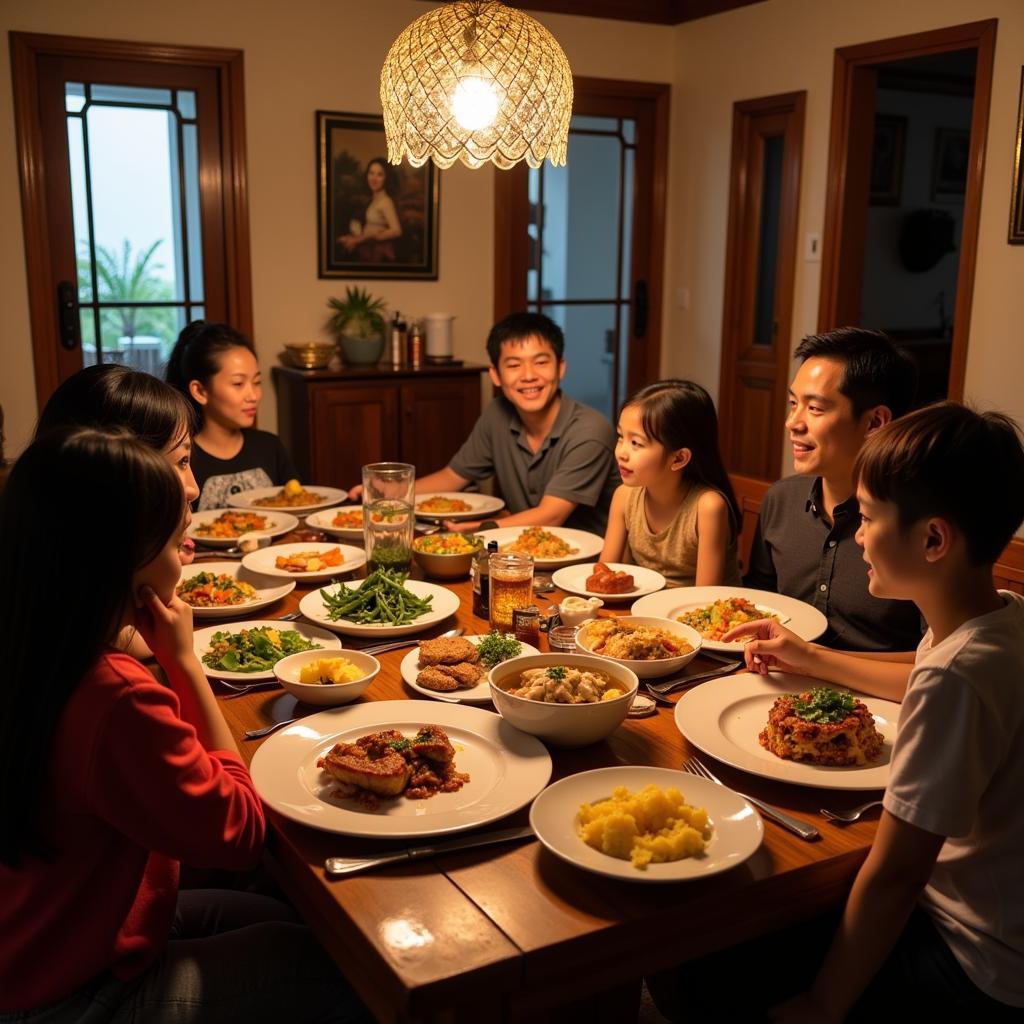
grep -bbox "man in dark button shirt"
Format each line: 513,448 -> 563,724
745,327 -> 923,652
414,312 -> 620,534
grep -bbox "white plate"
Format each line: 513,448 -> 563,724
675,672 -> 898,791
241,542 -> 366,581
552,562 -> 666,602
473,527 -> 604,568
400,636 -> 541,703
631,585 -> 826,653
299,578 -> 461,638
187,508 -> 299,548
193,619 -> 341,681
414,492 -> 506,521
176,561 -> 295,619
529,765 -> 763,882
305,506 -> 364,540
227,485 -> 348,514
250,700 -> 552,838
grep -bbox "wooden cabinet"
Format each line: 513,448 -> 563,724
272,363 -> 486,487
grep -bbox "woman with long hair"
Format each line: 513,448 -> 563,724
339,157 -> 402,262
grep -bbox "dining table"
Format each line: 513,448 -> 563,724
196,541 -> 882,1024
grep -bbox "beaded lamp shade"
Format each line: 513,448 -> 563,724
380,1 -> 573,170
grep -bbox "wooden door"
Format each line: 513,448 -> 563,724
718,92 -> 805,481
309,383 -> 399,487
399,378 -> 481,476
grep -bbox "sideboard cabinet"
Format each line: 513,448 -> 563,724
272,363 -> 487,487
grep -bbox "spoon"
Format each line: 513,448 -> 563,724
196,534 -> 273,558
819,799 -> 884,824
245,716 -> 301,740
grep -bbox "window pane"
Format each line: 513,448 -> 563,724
66,117 -> 93,302
90,83 -> 172,106
753,134 -> 784,346
542,302 -> 618,422
176,89 -> 196,119
97,305 -> 180,373
65,82 -> 86,113
620,140 -> 635,301
570,116 -> 619,132
80,308 -> 99,367
182,124 -> 205,301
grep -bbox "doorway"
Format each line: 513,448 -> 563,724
494,77 -> 669,420
818,20 -> 996,404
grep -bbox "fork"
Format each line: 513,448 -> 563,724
682,755 -> 820,840
647,659 -> 742,695
215,678 -> 281,698
819,799 -> 883,824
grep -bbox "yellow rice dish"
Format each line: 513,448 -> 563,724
298,657 -> 365,685
577,784 -> 711,870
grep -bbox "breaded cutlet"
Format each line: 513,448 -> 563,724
417,636 -> 479,665
411,725 -> 456,763
318,742 -> 411,796
435,662 -> 484,688
416,667 -> 460,692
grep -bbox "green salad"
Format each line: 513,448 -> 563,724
201,626 -> 322,673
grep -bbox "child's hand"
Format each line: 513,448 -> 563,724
134,585 -> 194,667
722,620 -> 815,676
347,484 -> 364,502
178,536 -> 196,566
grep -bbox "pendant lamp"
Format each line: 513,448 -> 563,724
380,1 -> 573,170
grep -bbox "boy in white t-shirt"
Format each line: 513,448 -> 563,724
721,402 -> 1024,1021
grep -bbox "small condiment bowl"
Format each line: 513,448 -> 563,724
558,596 -> 604,626
575,616 -> 702,679
274,649 -> 380,707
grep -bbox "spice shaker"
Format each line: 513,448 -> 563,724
390,311 -> 407,369
407,319 -> 424,369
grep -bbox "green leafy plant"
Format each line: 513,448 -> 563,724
326,286 -> 386,341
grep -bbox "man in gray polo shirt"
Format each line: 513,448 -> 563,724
415,312 -> 620,534
745,327 -> 923,652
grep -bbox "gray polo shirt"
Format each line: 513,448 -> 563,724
448,393 -> 620,534
745,475 -> 924,653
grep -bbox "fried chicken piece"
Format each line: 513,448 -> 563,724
435,661 -> 484,688
416,667 -> 460,692
411,725 -> 455,763
418,636 -> 480,666
318,738 -> 411,796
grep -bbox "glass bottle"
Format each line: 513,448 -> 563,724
472,540 -> 498,618
390,311 -> 407,369
407,319 -> 424,369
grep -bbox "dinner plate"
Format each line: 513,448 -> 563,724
529,765 -> 763,882
414,492 -> 506,521
193,619 -> 341,681
400,636 -> 540,703
551,562 -> 666,602
473,526 -> 604,568
176,561 -> 295,619
675,672 -> 898,790
630,585 -> 826,653
250,700 -> 552,838
240,542 -> 366,582
305,506 -> 363,540
299,578 -> 461,638
187,508 -> 298,548
227,485 -> 348,514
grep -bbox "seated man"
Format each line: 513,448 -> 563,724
745,326 -> 923,652
415,312 -> 620,534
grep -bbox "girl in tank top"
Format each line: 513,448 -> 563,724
600,380 -> 742,587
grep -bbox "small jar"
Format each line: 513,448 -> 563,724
512,605 -> 541,647
407,320 -> 424,369
547,624 -> 579,654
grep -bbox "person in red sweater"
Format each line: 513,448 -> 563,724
0,427 -> 366,1022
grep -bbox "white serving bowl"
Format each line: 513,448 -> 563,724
488,653 -> 639,748
574,616 -> 702,679
273,649 -> 380,707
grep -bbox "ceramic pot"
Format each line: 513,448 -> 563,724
338,331 -> 385,366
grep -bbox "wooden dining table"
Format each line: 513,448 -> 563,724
200,547 -> 882,1024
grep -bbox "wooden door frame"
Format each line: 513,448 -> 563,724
493,75 -> 670,390
717,90 -> 806,481
817,19 -> 997,403
9,31 -> 253,409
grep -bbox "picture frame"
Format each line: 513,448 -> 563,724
869,115 -> 906,206
317,110 -> 439,279
931,127 -> 970,204
1010,67 -> 1024,244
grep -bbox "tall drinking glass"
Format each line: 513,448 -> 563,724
489,553 -> 534,633
364,499 -> 414,573
362,462 -> 415,505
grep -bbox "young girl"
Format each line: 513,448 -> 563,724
601,380 -> 742,587
166,321 -> 296,510
0,427 -> 365,1022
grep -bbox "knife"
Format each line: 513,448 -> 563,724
324,824 -> 535,878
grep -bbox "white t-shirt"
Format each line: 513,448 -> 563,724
883,591 -> 1024,1007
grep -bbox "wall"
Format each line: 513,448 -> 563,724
665,0 -> 1024,476
0,0 -> 673,457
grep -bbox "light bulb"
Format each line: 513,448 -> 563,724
451,76 -> 499,131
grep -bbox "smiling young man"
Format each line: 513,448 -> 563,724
745,327 -> 923,651
414,312 -> 620,533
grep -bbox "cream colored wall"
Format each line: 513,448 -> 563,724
664,0 -> 1024,476
0,0 -> 673,458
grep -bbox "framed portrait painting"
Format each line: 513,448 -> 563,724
317,110 -> 439,279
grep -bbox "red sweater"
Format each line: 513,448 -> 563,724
0,652 -> 265,1011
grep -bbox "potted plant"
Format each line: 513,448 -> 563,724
326,287 -> 387,366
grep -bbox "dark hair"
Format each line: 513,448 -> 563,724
165,320 -> 256,420
794,327 -> 917,419
623,379 -> 741,535
0,427 -> 184,866
367,156 -> 400,196
854,401 -> 1024,566
486,312 -> 565,366
35,363 -> 193,449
